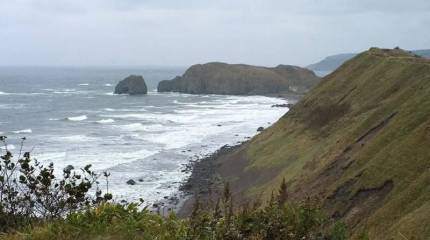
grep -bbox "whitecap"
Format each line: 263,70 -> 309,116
0,104 -> 26,109
12,129 -> 32,134
172,100 -> 189,105
63,88 -> 76,92
79,83 -> 89,86
96,119 -> 115,124
104,83 -> 113,87
104,112 -> 196,125
102,108 -> 146,112
53,88 -> 76,93
56,135 -> 97,143
116,123 -> 166,132
65,115 -> 87,121
102,113 -> 148,120
117,123 -> 147,131
105,92 -> 115,96
0,91 -> 43,96
53,88 -> 89,95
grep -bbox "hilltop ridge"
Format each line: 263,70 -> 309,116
307,48 -> 430,74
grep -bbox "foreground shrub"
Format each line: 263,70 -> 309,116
184,185 -> 347,240
0,136 -> 348,239
0,136 -> 111,231
1,200 -> 346,240
1,182 -> 347,240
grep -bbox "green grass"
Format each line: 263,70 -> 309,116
223,48 -> 430,239
0,196 -> 347,240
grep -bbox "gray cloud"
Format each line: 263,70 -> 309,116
0,0 -> 429,67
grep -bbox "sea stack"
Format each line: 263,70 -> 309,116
114,75 -> 148,95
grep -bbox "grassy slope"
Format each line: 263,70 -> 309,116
222,48 -> 430,239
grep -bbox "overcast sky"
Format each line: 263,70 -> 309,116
1,0 -> 429,67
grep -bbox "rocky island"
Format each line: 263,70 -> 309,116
157,62 -> 319,95
114,75 -> 148,95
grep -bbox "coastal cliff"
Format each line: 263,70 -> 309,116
157,62 -> 319,95
184,48 -> 430,239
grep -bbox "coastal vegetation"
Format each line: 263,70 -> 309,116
0,141 -> 346,239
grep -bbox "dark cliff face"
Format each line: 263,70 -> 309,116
157,62 -> 319,95
114,75 -> 148,95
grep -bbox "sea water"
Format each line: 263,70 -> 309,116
0,66 -> 289,204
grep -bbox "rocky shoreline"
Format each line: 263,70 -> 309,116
148,142 -> 246,217
177,143 -> 245,217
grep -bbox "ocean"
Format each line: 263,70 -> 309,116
0,66 -> 289,205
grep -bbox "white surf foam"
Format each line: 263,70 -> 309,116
56,135 -> 97,143
117,123 -> 166,132
52,89 -> 93,95
117,123 -> 147,132
103,113 -> 196,124
104,83 -> 112,87
66,115 -> 87,121
0,104 -> 26,110
53,88 -> 77,94
97,119 -> 115,124
172,100 -> 190,105
12,129 -> 32,134
103,108 -> 147,112
0,92 -> 45,96
79,83 -> 89,86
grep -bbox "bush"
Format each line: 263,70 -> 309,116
181,180 -> 348,240
1,200 -> 347,240
0,136 -> 111,231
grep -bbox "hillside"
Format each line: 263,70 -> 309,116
210,48 -> 430,239
157,62 -> 320,95
307,49 -> 430,73
306,53 -> 356,72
